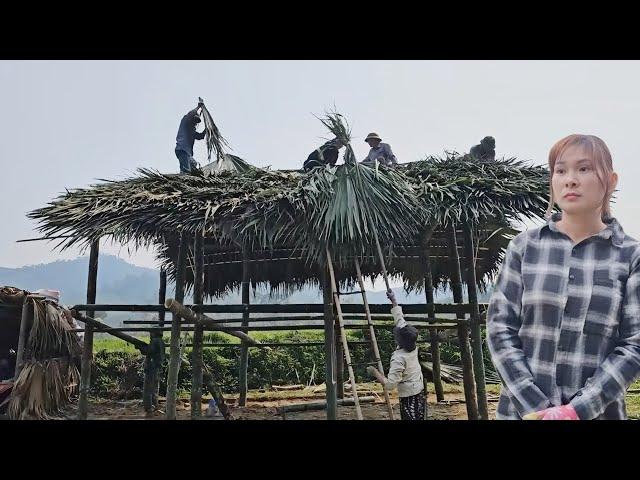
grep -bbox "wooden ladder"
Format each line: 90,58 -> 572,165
326,248 -> 395,420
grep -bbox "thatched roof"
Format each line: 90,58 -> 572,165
28,153 -> 549,297
158,221 -> 518,298
27,110 -> 550,297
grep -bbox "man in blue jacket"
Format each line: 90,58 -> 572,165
175,100 -> 207,173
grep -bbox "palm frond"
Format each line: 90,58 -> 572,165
315,109 -> 356,165
8,358 -> 79,419
199,98 -> 230,161
203,154 -> 254,175
7,297 -> 81,419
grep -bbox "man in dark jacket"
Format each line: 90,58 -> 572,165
303,138 -> 345,171
175,101 -> 207,173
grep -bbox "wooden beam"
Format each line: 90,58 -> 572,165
69,303 -> 487,315
71,323 -> 466,333
164,299 -> 258,344
71,310 -> 148,352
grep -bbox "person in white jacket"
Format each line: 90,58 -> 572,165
367,290 -> 426,420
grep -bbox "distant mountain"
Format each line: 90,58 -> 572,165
0,255 -> 161,307
0,255 -> 494,327
0,255 -> 163,327
271,284 -> 494,305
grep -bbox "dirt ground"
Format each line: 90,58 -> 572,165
60,383 -> 500,420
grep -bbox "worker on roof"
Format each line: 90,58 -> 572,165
303,137 -> 345,171
175,100 -> 207,174
361,132 -> 398,167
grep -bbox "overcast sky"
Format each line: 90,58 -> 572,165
2,60 -> 639,273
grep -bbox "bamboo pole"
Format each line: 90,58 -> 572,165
122,314 -> 478,324
188,340 -> 436,348
71,323 -> 464,334
447,225 -> 478,420
321,264 -> 337,420
423,233 -> 445,402
71,310 -> 148,352
78,240 -> 99,420
190,233 -> 205,418
166,234 -> 187,420
279,396 -> 375,414
326,248 -> 362,420
462,222 -> 489,420
238,249 -> 250,407
153,268 -> 167,407
354,259 -> 394,419
335,319 -> 345,399
69,303 -> 484,315
164,299 -> 258,344
374,234 -> 394,301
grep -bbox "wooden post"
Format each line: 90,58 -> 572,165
153,268 -> 167,406
447,225 -> 479,420
158,269 -> 167,327
202,365 -> 233,420
326,249 -> 363,420
238,249 -> 250,407
462,222 -> 489,420
191,233 -> 205,418
321,264 -> 337,420
166,233 -> 187,420
78,239 -> 99,420
142,348 -> 159,416
14,296 -> 32,378
335,274 -> 344,399
424,247 -> 445,403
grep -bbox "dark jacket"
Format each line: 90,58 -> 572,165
175,108 -> 206,156
303,139 -> 341,171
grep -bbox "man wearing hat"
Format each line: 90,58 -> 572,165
175,100 -> 207,174
362,132 -> 398,167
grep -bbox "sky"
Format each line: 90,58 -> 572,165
2,60 -> 639,276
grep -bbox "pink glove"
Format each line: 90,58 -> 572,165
523,404 -> 579,420
541,405 -> 579,420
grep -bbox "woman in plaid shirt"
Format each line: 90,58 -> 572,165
487,134 -> 640,420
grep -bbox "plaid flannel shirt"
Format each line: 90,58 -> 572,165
487,213 -> 640,419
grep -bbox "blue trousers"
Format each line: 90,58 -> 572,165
175,149 -> 197,173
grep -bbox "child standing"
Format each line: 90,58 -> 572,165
367,290 -> 426,420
